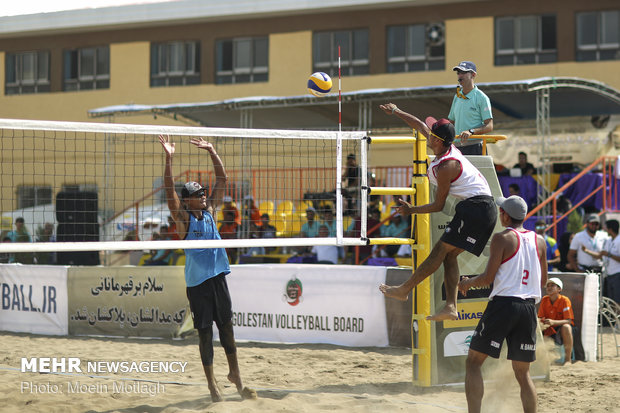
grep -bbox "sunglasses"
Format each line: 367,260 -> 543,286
429,130 -> 446,142
190,190 -> 205,198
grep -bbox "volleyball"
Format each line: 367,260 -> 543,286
307,72 -> 332,97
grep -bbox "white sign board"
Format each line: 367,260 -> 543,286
227,264 -> 389,347
0,264 -> 68,335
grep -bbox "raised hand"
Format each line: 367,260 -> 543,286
159,134 -> 175,156
190,137 -> 215,153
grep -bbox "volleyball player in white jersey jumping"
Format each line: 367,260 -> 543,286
378,103 -> 497,321
458,195 -> 547,413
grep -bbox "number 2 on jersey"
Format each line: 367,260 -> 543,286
522,269 -> 529,285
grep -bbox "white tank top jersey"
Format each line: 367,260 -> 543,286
490,228 -> 543,302
428,145 -> 492,200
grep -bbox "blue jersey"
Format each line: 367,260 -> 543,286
184,210 -> 230,287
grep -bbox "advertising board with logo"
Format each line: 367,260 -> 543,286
227,264 -> 389,347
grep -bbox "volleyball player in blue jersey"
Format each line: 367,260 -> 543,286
159,134 -> 256,402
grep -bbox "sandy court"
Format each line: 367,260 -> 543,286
0,330 -> 619,413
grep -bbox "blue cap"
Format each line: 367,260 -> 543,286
452,61 -> 477,73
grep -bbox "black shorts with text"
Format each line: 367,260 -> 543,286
469,296 -> 538,362
440,195 -> 496,256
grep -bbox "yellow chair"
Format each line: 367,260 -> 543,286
288,213 -> 305,236
276,200 -> 294,216
272,212 -> 289,237
259,200 -> 275,216
295,200 -> 312,213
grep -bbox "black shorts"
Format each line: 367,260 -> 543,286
440,195 -> 496,256
469,296 -> 537,362
186,273 -> 232,330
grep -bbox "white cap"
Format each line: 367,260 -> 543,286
547,277 -> 563,290
222,195 -> 232,202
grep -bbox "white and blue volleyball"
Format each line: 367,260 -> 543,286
307,72 -> 332,97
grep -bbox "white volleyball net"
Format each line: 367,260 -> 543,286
0,118 -> 383,265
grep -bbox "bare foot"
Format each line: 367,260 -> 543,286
379,284 -> 409,301
426,305 -> 458,321
228,372 -> 257,400
208,384 -> 223,402
239,386 -> 258,400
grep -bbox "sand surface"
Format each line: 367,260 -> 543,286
1,330 -> 619,413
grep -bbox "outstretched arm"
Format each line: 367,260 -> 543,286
159,134 -> 188,236
379,103 -> 431,138
189,138 -> 228,213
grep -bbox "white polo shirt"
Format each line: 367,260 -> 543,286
570,229 -> 609,268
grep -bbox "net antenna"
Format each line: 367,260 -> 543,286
336,45 -> 343,243
0,118 -> 368,257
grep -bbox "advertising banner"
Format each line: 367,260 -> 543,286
227,264 -> 389,347
67,266 -> 188,337
0,264 -> 68,335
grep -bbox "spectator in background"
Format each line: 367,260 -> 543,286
381,213 -> 410,258
343,153 -> 360,213
144,225 -> 174,266
301,206 -> 320,238
322,208 -> 337,237
246,222 -> 266,256
259,214 -> 277,239
311,224 -> 343,264
167,215 -> 180,240
219,210 -> 239,264
8,217 -> 34,264
346,208 -> 381,264
538,277 -> 575,365
243,195 -> 261,228
558,232 -> 574,272
448,60 -> 494,155
567,214 -> 608,272
601,219 -> 620,304
367,172 -> 382,212
35,222 -> 56,265
535,220 -> 561,271
581,219 -> 620,303
508,183 -> 521,197
222,195 -> 241,226
258,213 -> 277,254
513,152 -> 536,176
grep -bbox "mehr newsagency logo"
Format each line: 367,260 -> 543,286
283,276 -> 303,306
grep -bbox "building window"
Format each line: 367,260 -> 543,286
63,46 -> 110,91
576,10 -> 620,61
386,23 -> 445,73
17,185 -> 53,209
150,41 -> 200,87
61,184 -> 98,193
313,30 -> 369,76
495,15 -> 557,65
4,51 -> 50,95
216,37 -> 268,84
